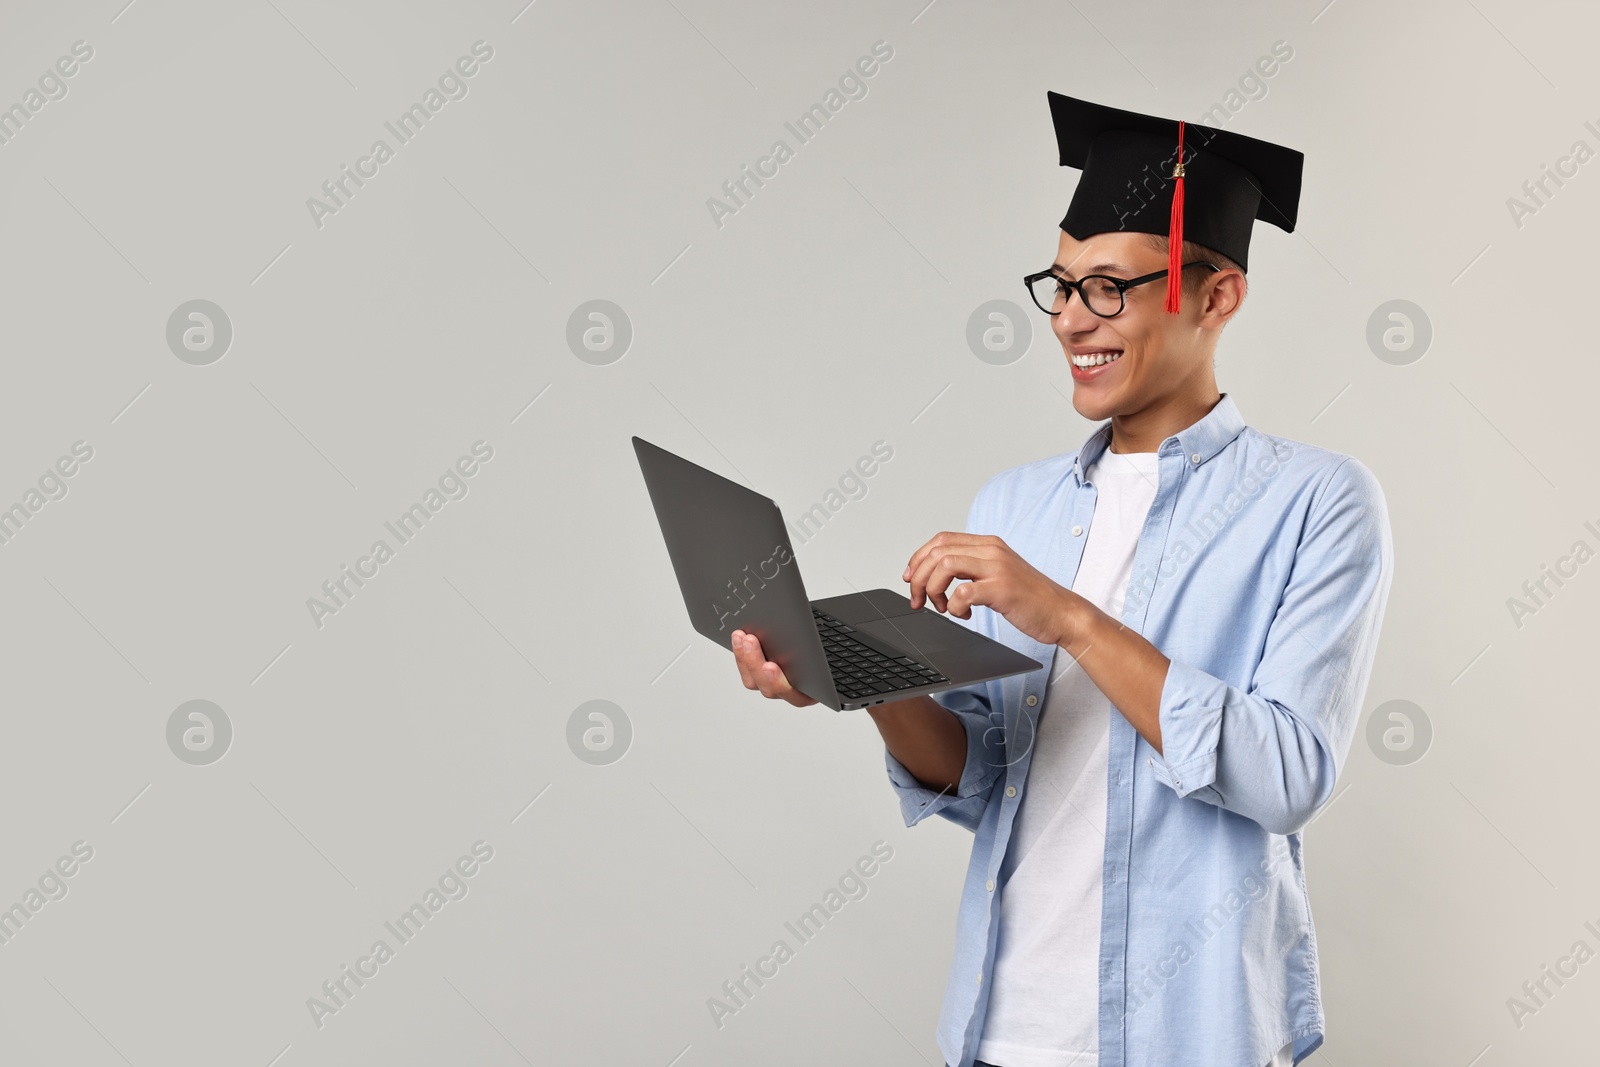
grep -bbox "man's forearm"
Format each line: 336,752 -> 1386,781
867,694 -> 966,795
1061,595 -> 1170,756
867,593 -> 1171,797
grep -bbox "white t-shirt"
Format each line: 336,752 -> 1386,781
974,448 -> 1295,1067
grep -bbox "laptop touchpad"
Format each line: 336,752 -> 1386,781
856,613 -> 961,657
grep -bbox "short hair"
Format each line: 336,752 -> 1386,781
1141,233 -> 1245,303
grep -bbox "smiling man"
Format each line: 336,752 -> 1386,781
731,93 -> 1393,1067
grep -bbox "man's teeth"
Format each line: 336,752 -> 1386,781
1072,351 -> 1123,368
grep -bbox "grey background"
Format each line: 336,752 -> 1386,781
0,0 -> 1593,1064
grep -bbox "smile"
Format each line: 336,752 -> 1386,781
1070,350 -> 1123,368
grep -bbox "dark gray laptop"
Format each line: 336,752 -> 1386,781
633,436 -> 1042,711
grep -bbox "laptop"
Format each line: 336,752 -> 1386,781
633,436 -> 1042,711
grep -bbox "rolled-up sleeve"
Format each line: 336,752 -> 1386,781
1148,456 -> 1394,835
885,679 -> 1004,833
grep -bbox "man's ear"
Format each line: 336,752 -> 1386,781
1200,270 -> 1247,325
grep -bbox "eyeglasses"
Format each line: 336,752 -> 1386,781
1023,262 -> 1220,318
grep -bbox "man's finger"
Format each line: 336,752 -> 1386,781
906,541 -> 965,609
910,548 -> 991,611
727,631 -> 819,706
920,553 -> 988,612
902,532 -> 992,582
731,631 -> 757,688
747,640 -> 781,698
946,575 -> 989,618
756,658 -> 790,700
763,661 -> 818,707
902,532 -> 990,584
904,538 -> 1003,607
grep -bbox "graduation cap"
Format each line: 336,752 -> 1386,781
1047,92 -> 1304,313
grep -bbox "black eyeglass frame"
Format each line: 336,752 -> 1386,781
1023,261 -> 1221,317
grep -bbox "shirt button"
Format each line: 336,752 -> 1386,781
1025,695 -> 1038,706
976,972 -> 983,986
1071,524 -> 1084,536
986,879 -> 996,892
1147,756 -> 1153,768
1006,786 -> 1017,797
1190,452 -> 1201,464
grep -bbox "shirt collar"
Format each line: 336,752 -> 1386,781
1071,392 -> 1247,483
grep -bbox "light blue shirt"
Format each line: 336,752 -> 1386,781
884,393 -> 1393,1067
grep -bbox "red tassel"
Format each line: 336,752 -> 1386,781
1164,119 -> 1186,315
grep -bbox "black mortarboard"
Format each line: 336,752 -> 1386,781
1047,92 -> 1304,313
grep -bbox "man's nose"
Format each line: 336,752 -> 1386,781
1054,287 -> 1103,335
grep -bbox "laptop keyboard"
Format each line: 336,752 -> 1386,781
812,608 -> 949,702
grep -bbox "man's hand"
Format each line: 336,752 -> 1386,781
730,630 -> 820,707
902,532 -> 1082,647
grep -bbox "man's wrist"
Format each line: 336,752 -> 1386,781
1055,588 -> 1092,651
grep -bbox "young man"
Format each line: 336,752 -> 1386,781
730,93 -> 1393,1067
